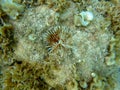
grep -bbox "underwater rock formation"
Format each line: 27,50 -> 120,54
0,0 -> 120,90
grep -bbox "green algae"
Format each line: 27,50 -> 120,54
0,0 -> 25,19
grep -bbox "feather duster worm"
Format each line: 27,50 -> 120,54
43,26 -> 73,55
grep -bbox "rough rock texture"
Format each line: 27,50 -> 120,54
0,0 -> 120,90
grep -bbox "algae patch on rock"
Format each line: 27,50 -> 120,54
0,0 -> 24,19
0,0 -> 120,90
